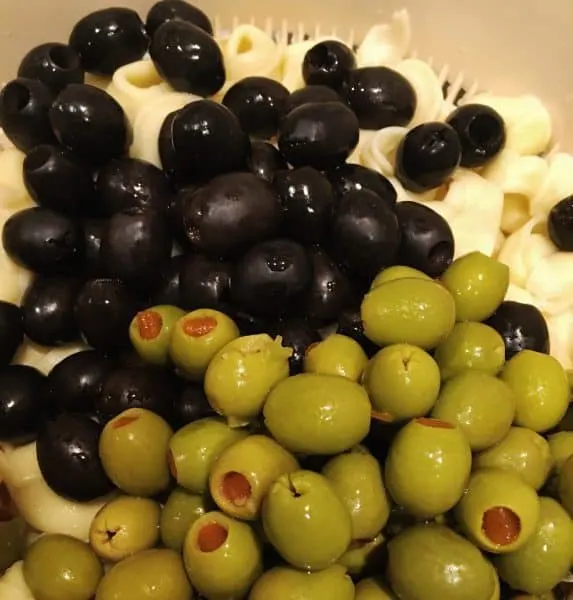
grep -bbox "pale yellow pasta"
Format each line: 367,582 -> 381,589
530,152 -> 573,218
493,229 -> 506,257
0,442 -> 40,489
394,59 -> 444,125
360,126 -> 407,177
546,310 -> 573,370
0,562 -> 35,600
526,252 -> 573,315
84,72 -> 112,90
355,10 -> 411,67
13,342 -> 88,375
106,59 -> 172,124
0,150 -> 34,210
469,93 -> 552,156
346,130 -> 376,165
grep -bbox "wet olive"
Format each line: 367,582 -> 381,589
284,85 -> 341,114
326,163 -> 397,209
247,140 -> 288,184
179,254 -> 232,312
271,318 -> 322,375
302,40 -> 356,89
146,0 -> 213,36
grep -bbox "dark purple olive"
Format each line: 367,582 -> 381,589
231,238 -> 313,317
48,350 -> 114,414
274,167 -> 335,245
0,302 -> 24,366
548,195 -> 573,252
146,0 -> 213,36
82,218 -> 105,277
484,301 -> 550,360
150,20 -> 225,96
304,247 -> 356,322
17,43 -> 84,94
330,189 -> 401,282
230,310 -> 269,336
326,163 -> 397,209
222,77 -> 289,139
2,207 -> 84,275
96,157 -> 172,216
150,255 -> 185,307
49,84 -> 131,165
302,41 -> 356,89
159,100 -> 249,184
179,254 -> 231,311
284,85 -> 341,115
247,140 -> 288,184
272,319 -> 321,375
395,122 -> 461,193
75,278 -> 139,353
278,101 -> 359,169
182,172 -> 282,257
69,7 -> 149,75
95,365 -> 178,423
23,144 -> 96,215
100,207 -> 172,293
166,185 -> 197,249
395,201 -> 454,277
0,365 -> 49,444
340,66 -> 417,130
21,276 -> 83,346
336,307 -> 378,357
173,383 -> 216,428
37,413 -> 113,501
0,78 -> 56,152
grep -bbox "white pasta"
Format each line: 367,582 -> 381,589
84,73 -> 111,90
360,126 -> 407,177
546,310 -> 573,370
529,152 -> 573,218
0,562 -> 35,600
526,252 -> 573,315
0,149 -> 34,211
394,59 -> 444,125
0,443 -> 40,489
13,342 -> 88,375
355,10 -> 411,67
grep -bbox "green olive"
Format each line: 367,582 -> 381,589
354,577 -> 397,599
160,488 -> 210,553
370,265 -> 431,290
361,278 -> 456,350
337,534 -> 385,578
548,431 -> 573,472
304,334 -> 368,382
557,454 -> 573,517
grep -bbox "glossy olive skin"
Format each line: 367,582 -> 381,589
75,278 -> 139,353
548,195 -> 573,251
150,255 -> 184,307
150,20 -> 225,96
0,78 -> 56,152
18,42 -> 84,94
48,350 -> 114,415
278,101 -> 359,169
2,207 -> 84,275
173,383 -> 217,428
182,172 -> 282,257
179,254 -> 232,311
326,163 -> 397,209
303,40 -> 356,88
69,7 -> 149,75
341,66 -> 417,130
37,413 -> 113,501
231,238 -> 313,317
0,365 -> 49,444
223,77 -> 289,139
95,365 -> 178,424
395,201 -> 455,277
159,100 -> 250,184
395,122 -> 462,193
336,308 -> 379,357
21,276 -> 83,346
284,85 -> 341,114
274,167 -> 336,245
271,319 -> 321,375
100,207 -> 173,293
82,218 -> 105,277
146,0 -> 213,36
247,140 -> 288,184
329,189 -> 401,282
0,301 -> 24,366
23,145 -> 97,216
485,301 -> 550,360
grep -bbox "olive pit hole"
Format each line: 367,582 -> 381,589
2,81 -> 31,114
222,471 -> 252,506
468,114 -> 503,149
482,506 -> 521,546
48,45 -> 80,70
136,310 -> 163,340
197,522 -> 228,552
25,145 -> 54,172
416,417 -> 454,429
309,45 -> 335,69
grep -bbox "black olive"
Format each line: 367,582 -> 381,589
17,43 -> 84,94
230,310 -> 269,336
278,101 -> 359,169
36,413 -> 113,501
284,85 -> 341,115
0,302 -> 24,366
96,157 -> 172,217
69,7 -> 149,75
326,163 -> 397,209
150,254 -> 185,307
172,382 -> 216,428
271,318 -> 321,375
340,66 -> 417,130
446,103 -> 506,168
274,167 -> 335,245
23,144 -> 96,216
158,100 -> 249,183
336,308 -> 378,357
0,78 -> 56,152
146,0 -> 213,37
179,254 -> 231,311
150,20 -> 225,96
49,84 -> 131,165
2,207 -> 84,275
222,77 -> 289,139
329,189 -> 401,283
302,41 -> 356,89
395,201 -> 455,277
548,196 -> 573,251
21,276 -> 83,346
231,238 -> 313,317
304,247 -> 356,322
484,301 -> 550,360
165,185 -> 197,250
0,365 -> 49,444
395,122 -> 462,193
100,207 -> 173,293
82,218 -> 105,277
48,350 -> 114,415
95,365 -> 178,423
182,172 -> 282,257
75,278 -> 139,353
247,140 -> 288,184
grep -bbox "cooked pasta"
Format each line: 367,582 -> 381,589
0,149 -> 34,210
0,562 -> 35,600
360,126 -> 407,177
394,59 -> 444,125
546,310 -> 573,370
530,152 -> 573,218
355,10 -> 411,67
12,342 -> 88,376
525,252 -> 573,316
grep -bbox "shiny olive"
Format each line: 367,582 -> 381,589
284,85 -> 341,115
302,40 -> 356,89
326,163 -> 397,209
179,254 -> 232,312
173,383 -> 217,428
336,308 -> 379,357
272,319 -> 321,375
548,195 -> 573,252
82,218 -> 105,277
247,140 -> 288,184
150,255 -> 185,307
146,0 -> 213,36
